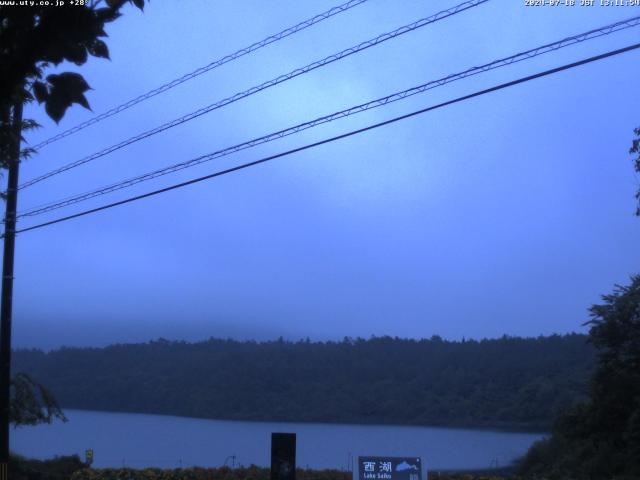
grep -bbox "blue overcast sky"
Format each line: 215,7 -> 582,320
12,0 -> 640,349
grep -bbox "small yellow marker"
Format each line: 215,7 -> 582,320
85,449 -> 94,466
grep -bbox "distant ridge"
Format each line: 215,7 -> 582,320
14,334 -> 593,430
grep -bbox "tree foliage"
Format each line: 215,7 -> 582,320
0,0 -> 147,176
519,276 -> 640,479
0,0 -> 145,122
11,454 -> 85,480
14,334 -> 594,430
9,373 -> 66,427
631,127 -> 640,215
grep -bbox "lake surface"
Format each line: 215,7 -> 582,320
13,410 -> 544,471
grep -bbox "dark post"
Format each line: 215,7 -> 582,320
271,433 -> 296,480
0,101 -> 23,480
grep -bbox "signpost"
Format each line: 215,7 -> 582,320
271,433 -> 296,480
358,457 -> 422,480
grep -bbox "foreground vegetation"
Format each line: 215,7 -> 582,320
11,454 -> 85,480
518,276 -> 640,479
14,334 -> 592,430
68,467 -> 512,480
11,456 -> 514,480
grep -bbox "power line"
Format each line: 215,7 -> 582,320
11,42 -> 640,237
18,0 -> 488,190
16,15 -> 640,219
30,0 -> 371,151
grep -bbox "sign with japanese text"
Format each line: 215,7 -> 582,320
358,457 -> 422,480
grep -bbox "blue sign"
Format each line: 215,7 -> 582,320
358,457 -> 422,480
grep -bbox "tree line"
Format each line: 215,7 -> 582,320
13,333 -> 593,431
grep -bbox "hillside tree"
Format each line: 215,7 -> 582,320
631,126 -> 640,215
519,275 -> 640,479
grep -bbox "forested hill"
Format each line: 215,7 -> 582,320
14,334 -> 593,430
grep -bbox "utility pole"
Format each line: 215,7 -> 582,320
0,101 -> 23,480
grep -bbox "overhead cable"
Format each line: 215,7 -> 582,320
31,0 -> 372,150
17,14 -> 640,219
19,0 -> 489,190
11,42 -> 640,236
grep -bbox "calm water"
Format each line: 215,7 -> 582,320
13,410 -> 544,471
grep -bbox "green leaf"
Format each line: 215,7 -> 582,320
64,43 -> 88,66
87,39 -> 109,59
20,147 -> 37,160
21,119 -> 41,131
46,72 -> 90,93
95,7 -> 122,24
105,0 -> 127,9
32,81 -> 49,104
44,95 -> 68,124
10,373 -> 67,427
75,93 -> 90,110
44,72 -> 92,122
41,44 -> 67,66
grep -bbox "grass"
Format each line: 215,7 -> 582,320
10,455 -> 520,480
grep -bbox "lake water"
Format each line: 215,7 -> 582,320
13,410 -> 544,471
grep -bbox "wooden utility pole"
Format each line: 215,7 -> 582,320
0,101 -> 23,480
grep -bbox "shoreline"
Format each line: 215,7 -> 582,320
57,407 -> 550,434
